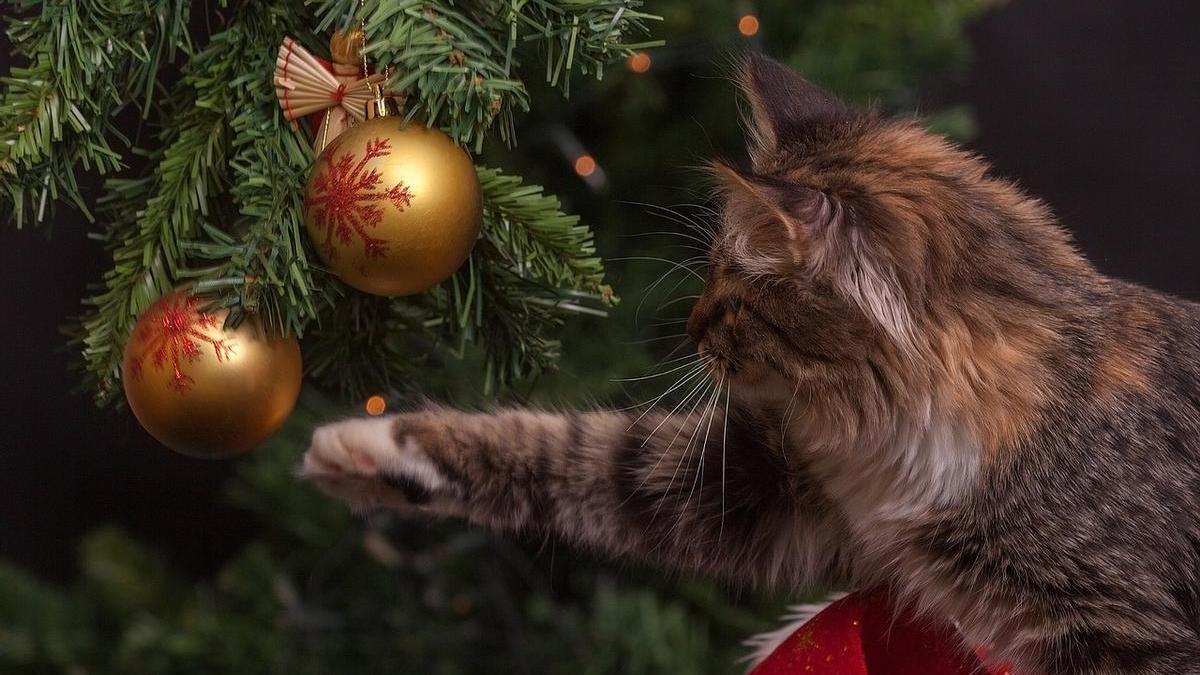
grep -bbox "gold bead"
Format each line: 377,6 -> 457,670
121,291 -> 303,459
303,116 -> 482,296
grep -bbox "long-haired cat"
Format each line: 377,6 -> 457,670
302,53 -> 1200,673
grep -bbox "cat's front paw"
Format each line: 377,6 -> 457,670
301,416 -> 460,514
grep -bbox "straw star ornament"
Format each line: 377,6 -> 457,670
274,30 -> 386,151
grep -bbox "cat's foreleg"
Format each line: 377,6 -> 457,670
302,408 -> 847,584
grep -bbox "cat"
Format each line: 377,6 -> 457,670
302,53 -> 1200,673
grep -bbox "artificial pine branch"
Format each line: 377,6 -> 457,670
186,6 -> 329,337
428,168 -> 615,395
304,294 -> 430,400
15,0 -> 655,402
468,265 -> 571,391
304,167 -> 614,400
76,104 -> 225,404
476,166 -> 608,295
0,0 -> 191,226
312,0 -> 661,150
75,3 -> 292,402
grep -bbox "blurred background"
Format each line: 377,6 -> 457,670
3,0 -> 1199,672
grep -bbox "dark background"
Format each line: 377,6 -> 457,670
3,0 -> 1200,582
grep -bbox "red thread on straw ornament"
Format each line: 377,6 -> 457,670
281,39 -> 297,119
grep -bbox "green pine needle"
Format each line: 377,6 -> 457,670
0,0 -> 191,227
311,0 -> 661,150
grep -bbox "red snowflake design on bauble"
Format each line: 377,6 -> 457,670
127,294 -> 234,393
304,137 -> 414,261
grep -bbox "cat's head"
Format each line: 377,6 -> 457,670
690,53 -> 1087,415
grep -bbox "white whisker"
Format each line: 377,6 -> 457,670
610,355 -> 703,383
628,255 -> 707,328
660,202 -> 720,240
618,371 -> 716,511
679,374 -> 725,526
614,356 -> 710,415
610,256 -> 705,281
636,365 -> 714,443
622,333 -> 689,346
650,351 -> 706,368
718,383 -> 731,547
654,378 -> 721,522
647,318 -> 689,328
622,201 -> 718,243
621,229 -> 714,249
780,379 -> 803,460
653,337 -> 695,365
657,295 -> 701,312
643,274 -> 701,330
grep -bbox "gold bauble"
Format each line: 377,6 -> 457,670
121,292 -> 303,459
303,115 -> 482,296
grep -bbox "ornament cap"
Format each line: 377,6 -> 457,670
329,27 -> 365,65
365,88 -> 401,119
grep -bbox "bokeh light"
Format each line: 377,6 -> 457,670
626,51 -> 652,73
738,14 -> 760,37
365,395 -> 387,416
573,154 -> 597,177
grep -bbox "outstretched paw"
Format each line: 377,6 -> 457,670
301,416 -> 458,514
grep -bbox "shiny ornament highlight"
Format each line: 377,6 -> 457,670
121,292 -> 303,459
303,116 -> 482,296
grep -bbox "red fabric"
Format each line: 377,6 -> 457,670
750,591 -> 1015,675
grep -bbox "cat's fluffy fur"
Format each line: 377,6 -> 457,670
304,53 -> 1200,673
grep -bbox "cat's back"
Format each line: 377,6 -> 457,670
907,279 -> 1200,665
1022,278 -> 1200,500
1113,279 -> 1200,413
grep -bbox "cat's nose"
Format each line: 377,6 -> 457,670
686,298 -> 713,345
687,297 -> 740,346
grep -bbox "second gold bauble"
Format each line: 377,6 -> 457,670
121,291 -> 303,459
303,116 -> 482,296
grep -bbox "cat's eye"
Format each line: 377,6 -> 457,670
721,299 -> 742,325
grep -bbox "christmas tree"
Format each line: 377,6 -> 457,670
2,0 -> 659,408
0,0 -> 993,672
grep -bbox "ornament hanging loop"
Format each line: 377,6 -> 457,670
356,2 -> 399,121
365,74 -> 399,119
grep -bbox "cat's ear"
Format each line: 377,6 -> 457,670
709,160 -> 837,271
711,160 -> 916,348
739,52 -> 851,168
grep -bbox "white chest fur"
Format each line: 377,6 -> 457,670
797,404 -> 983,534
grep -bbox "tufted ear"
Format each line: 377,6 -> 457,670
711,160 -> 916,348
709,160 -> 840,273
739,52 -> 852,168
